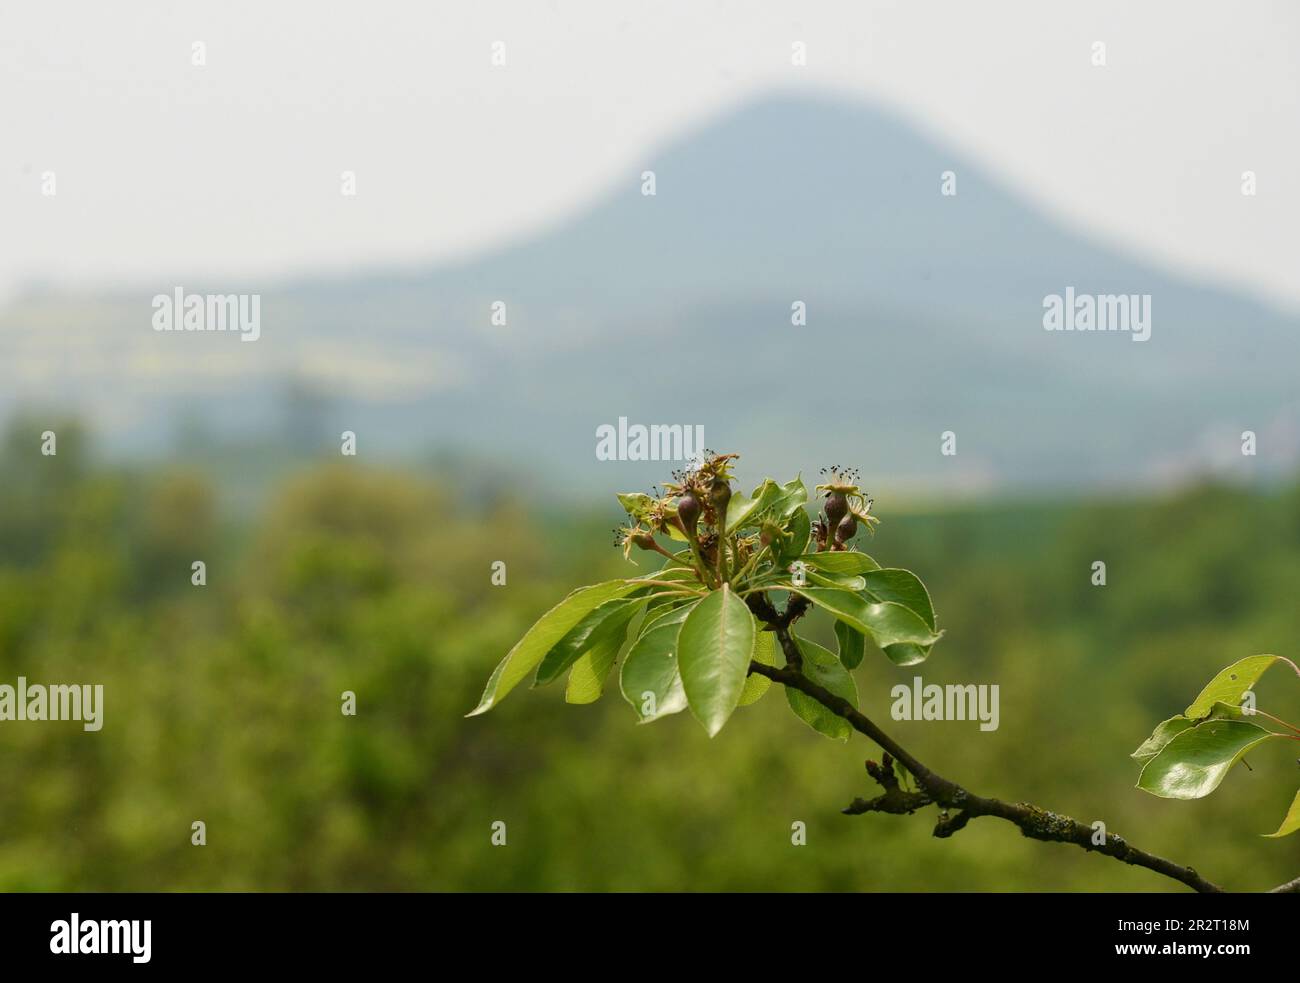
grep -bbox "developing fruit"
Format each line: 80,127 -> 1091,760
677,492 -> 701,536
816,466 -> 879,539
834,514 -> 857,547
708,477 -> 732,517
824,490 -> 848,530
630,530 -> 658,552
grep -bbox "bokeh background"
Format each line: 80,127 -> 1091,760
2,2 -> 1299,890
2,430 -> 1299,890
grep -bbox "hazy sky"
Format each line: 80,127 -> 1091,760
4,0 -> 1298,310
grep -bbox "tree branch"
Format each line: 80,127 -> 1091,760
748,620 -> 1229,894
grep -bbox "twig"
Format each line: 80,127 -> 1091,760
747,619 -> 1227,894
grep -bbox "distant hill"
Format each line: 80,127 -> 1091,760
3,91 -> 1296,499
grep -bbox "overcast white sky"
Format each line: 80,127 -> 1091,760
3,0 -> 1298,310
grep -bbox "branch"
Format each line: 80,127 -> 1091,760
748,621 -> 1227,894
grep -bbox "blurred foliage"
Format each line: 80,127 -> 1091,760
1,420 -> 1298,891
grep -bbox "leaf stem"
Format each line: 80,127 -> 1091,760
634,578 -> 703,592
683,528 -> 718,590
642,589 -> 705,602
730,543 -> 769,587
1249,708 -> 1300,737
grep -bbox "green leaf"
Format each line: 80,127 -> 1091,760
467,580 -> 638,716
774,475 -> 808,518
834,620 -> 865,670
619,602 -> 697,723
639,597 -> 696,636
775,508 -> 810,566
880,642 -> 930,667
744,475 -> 806,530
784,636 -> 859,741
1133,704 -> 1248,764
629,565 -> 700,585
1264,788 -> 1300,838
892,757 -> 915,792
738,630 -> 776,706
861,568 -> 936,630
566,621 -> 631,707
788,587 -> 941,662
726,479 -> 785,533
565,602 -> 643,704
1185,655 -> 1284,719
615,493 -> 688,540
643,590 -> 688,621
807,570 -> 867,591
794,552 -> 880,575
677,584 -> 757,737
1131,715 -> 1193,764
1137,719 -> 1282,799
534,597 -> 641,687
617,492 -> 655,518
1203,701 -> 1252,722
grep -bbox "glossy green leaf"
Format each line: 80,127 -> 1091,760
639,597 -> 696,636
789,586 -> 941,657
1264,788 -> 1300,838
619,602 -> 697,723
734,475 -> 806,533
834,619 -> 865,670
807,570 -> 867,592
774,475 -> 808,518
534,597 -> 641,687
794,552 -> 880,575
1137,719 -> 1282,799
467,580 -> 638,716
881,642 -> 930,667
1185,655 -> 1284,719
1203,701 -> 1251,722
1131,715 -> 1193,764
677,584 -> 757,737
738,630 -> 776,706
861,568 -> 936,630
726,479 -> 785,533
784,636 -> 859,741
